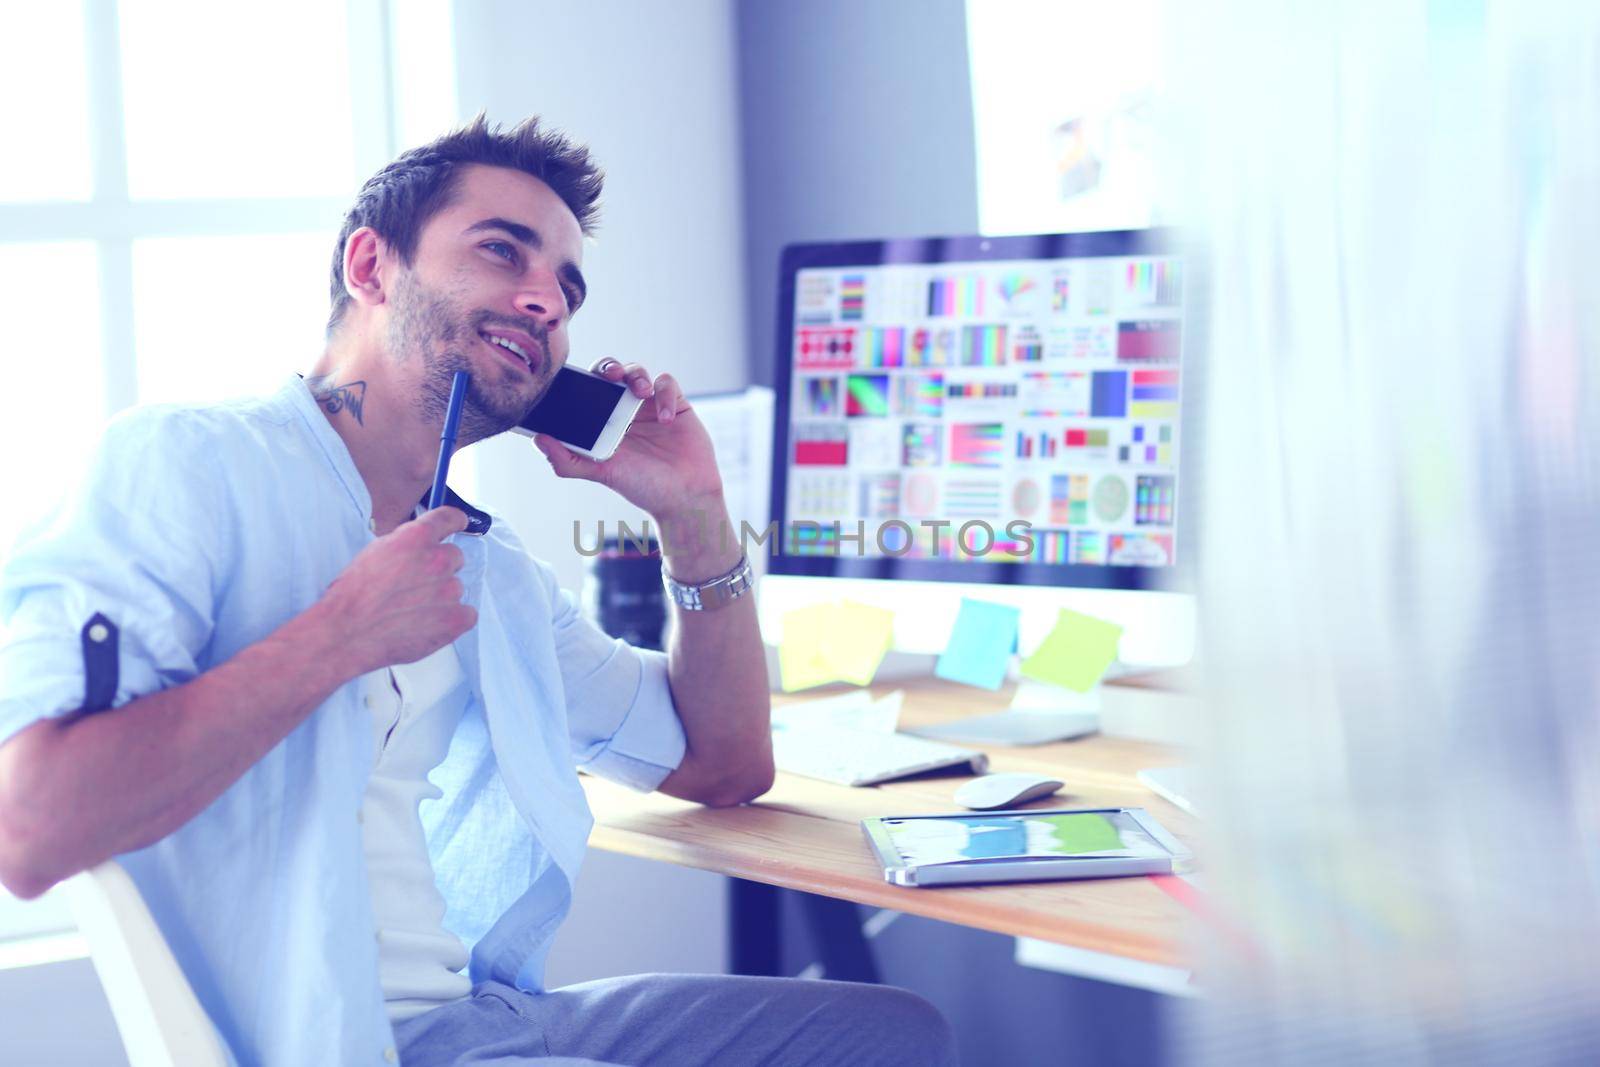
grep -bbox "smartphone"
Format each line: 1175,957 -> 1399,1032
512,364 -> 644,460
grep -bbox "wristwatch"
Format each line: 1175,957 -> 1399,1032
663,554 -> 754,612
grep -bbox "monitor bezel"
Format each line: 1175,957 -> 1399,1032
766,227 -> 1194,593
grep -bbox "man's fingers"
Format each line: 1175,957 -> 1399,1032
589,357 -> 658,400
616,362 -> 654,398
431,543 -> 466,574
533,433 -> 607,483
407,505 -> 470,541
652,373 -> 685,423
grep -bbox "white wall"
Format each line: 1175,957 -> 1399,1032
454,0 -> 751,595
735,0 -> 980,386
450,0 -> 750,986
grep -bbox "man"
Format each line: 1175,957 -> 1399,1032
0,116 -> 955,1066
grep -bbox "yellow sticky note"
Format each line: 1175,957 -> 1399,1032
826,601 -> 895,686
778,601 -> 895,691
779,603 -> 844,692
1020,608 -> 1123,692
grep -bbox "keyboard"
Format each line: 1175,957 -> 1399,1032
772,726 -> 989,787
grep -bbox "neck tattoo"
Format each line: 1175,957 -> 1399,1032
306,375 -> 368,426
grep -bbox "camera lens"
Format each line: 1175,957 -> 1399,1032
583,536 -> 666,651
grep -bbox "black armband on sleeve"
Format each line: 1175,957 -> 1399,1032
80,613 -> 120,714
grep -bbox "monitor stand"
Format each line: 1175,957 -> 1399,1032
905,679 -> 1101,746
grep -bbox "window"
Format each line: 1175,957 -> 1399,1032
0,243 -> 105,536
0,0 -> 455,943
130,232 -> 334,405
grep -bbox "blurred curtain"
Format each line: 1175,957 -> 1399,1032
1166,1 -> 1600,1062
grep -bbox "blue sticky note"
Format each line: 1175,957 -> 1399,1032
935,598 -> 1022,690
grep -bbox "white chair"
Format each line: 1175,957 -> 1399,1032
63,861 -> 230,1067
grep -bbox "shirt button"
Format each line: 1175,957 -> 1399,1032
363,694 -> 373,710
368,518 -> 377,533
384,1048 -> 397,1063
356,809 -> 364,825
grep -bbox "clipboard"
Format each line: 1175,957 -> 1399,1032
861,806 -> 1191,887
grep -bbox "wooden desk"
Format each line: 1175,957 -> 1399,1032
581,678 -> 1197,968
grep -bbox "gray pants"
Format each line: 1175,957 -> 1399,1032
393,973 -> 958,1066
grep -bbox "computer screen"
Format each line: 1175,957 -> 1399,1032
767,229 -> 1189,593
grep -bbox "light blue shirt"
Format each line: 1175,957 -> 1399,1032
0,377 -> 687,1066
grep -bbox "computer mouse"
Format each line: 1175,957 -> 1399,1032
953,772 -> 1065,811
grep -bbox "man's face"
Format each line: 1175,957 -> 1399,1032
384,163 -> 587,440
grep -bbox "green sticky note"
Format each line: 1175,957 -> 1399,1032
1019,608 -> 1123,692
779,603 -> 845,691
1038,813 -> 1124,855
827,601 -> 895,686
935,598 -> 1021,690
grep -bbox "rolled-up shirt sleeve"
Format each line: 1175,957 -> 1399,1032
0,409 -> 225,747
551,583 -> 685,793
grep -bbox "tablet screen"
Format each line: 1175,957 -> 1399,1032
882,809 -> 1171,867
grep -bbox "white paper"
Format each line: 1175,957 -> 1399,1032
688,386 -> 774,573
771,689 -> 903,735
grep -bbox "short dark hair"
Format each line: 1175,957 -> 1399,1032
326,113 -> 604,333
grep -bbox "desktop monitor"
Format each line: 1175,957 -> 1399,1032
759,229 -> 1196,668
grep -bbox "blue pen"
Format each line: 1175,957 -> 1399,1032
427,370 -> 470,509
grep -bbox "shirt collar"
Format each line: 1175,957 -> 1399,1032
283,374 -> 492,536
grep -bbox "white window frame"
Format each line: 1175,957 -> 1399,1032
0,0 -> 409,418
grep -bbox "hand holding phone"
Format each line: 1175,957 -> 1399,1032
511,364 -> 644,460
525,358 -> 727,530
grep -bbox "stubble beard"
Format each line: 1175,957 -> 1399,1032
387,272 -> 554,443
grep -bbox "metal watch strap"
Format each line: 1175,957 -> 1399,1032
663,554 -> 754,612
